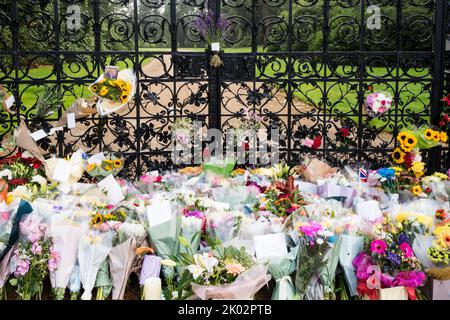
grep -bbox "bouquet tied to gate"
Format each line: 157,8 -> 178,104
193,11 -> 230,68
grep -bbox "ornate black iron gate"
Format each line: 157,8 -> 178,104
0,0 -> 448,178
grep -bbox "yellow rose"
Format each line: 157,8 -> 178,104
441,131 -> 448,143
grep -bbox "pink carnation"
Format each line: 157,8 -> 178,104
31,242 -> 42,255
14,259 -> 30,277
299,221 -> 323,238
48,247 -> 61,272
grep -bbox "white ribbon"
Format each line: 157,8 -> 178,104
276,276 -> 293,300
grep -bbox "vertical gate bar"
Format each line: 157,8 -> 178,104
430,0 -> 447,173
394,0 -> 402,158
287,0 -> 293,164
251,0 -> 257,54
207,0 -> 221,130
357,0 -> 365,163
322,0 -> 330,160
133,0 -> 141,177
53,0 -> 64,158
11,0 -> 20,133
92,0 -> 103,153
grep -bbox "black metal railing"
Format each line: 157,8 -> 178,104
0,0 -> 448,178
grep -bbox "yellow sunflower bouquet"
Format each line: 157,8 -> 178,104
85,151 -> 124,179
88,68 -> 136,116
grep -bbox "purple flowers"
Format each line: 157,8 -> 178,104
192,11 -> 230,44
398,233 -> 409,245
386,252 -> 401,267
299,221 -> 323,238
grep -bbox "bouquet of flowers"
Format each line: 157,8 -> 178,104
88,68 -> 136,116
180,245 -> 270,300
192,11 -> 230,67
352,216 -> 426,300
85,151 -> 124,180
426,223 -> 450,266
8,214 -> 60,300
0,152 -> 45,190
259,176 -> 306,218
294,220 -> 335,300
172,118 -> 194,146
365,92 -> 392,117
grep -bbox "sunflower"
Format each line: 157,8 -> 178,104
424,128 -> 434,140
99,86 -> 109,96
113,159 -> 122,168
433,131 -> 441,143
411,185 -> 422,196
86,163 -> 97,172
90,212 -> 103,226
410,161 -> 425,178
397,132 -> 408,143
91,84 -> 99,92
441,131 -> 448,143
392,148 -> 405,164
120,94 -> 129,103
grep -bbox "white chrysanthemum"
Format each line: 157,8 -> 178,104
0,169 -> 12,181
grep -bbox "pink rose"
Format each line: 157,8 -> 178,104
302,138 -> 314,148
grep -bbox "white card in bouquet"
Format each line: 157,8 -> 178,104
88,152 -> 106,165
30,129 -> 48,141
5,95 -> 15,110
355,200 -> 381,221
67,112 -> 76,129
295,181 -> 318,194
52,159 -> 71,182
211,42 -> 220,51
97,174 -> 125,206
147,197 -> 172,227
254,233 -> 287,260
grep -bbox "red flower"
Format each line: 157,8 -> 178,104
339,127 -> 350,138
242,142 -> 250,151
9,178 -> 27,186
367,85 -> 373,91
155,176 -> 163,183
425,187 -> 432,194
442,95 -> 450,106
16,152 -> 22,158
443,114 -> 449,121
404,152 -> 414,168
440,121 -> 446,127
312,135 -> 322,149
33,163 -> 40,169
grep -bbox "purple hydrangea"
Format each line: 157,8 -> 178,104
398,233 -> 409,245
386,252 -> 401,267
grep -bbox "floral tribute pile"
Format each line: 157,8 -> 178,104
0,91 -> 448,300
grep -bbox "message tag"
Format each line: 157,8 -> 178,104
98,174 -> 125,206
146,196 -> 172,227
355,200 -> 382,222
31,129 -> 48,141
5,95 -> 15,110
52,204 -> 64,213
211,42 -> 220,51
67,112 -> 76,129
254,233 -> 287,260
295,181 -> 318,194
88,152 -> 106,165
52,159 -> 71,182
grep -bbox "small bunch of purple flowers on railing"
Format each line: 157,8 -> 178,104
192,11 -> 231,67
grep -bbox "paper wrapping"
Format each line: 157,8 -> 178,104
296,158 -> 337,184
379,286 -> 408,300
430,279 -> 450,300
339,235 -> 364,297
56,98 -> 97,127
89,69 -> 137,116
192,264 -> 271,300
317,183 -> 357,208
109,237 -> 137,300
267,246 -> 299,300
139,255 -> 161,285
14,120 -> 45,164
47,223 -> 85,291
